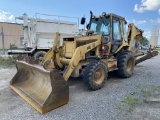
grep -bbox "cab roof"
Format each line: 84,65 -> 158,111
93,13 -> 126,21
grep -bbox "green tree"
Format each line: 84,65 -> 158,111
140,37 -> 149,46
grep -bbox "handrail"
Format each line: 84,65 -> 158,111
35,13 -> 79,26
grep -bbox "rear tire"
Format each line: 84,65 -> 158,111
117,51 -> 135,78
83,60 -> 108,90
33,51 -> 46,64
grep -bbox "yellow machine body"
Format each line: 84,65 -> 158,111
10,12 -> 158,114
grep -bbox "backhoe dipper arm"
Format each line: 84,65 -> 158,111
127,23 -> 143,51
115,24 -> 143,54
115,23 -> 143,53
63,40 -> 101,81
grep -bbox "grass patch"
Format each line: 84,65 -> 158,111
0,56 -> 14,65
137,84 -> 160,102
141,90 -> 152,98
114,93 -> 141,113
0,49 -> 9,54
150,85 -> 160,92
137,84 -> 160,94
114,104 -> 123,109
114,84 -> 160,115
121,95 -> 140,106
136,84 -> 148,89
125,107 -> 132,112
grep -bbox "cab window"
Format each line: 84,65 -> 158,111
123,21 -> 128,42
113,19 -> 121,40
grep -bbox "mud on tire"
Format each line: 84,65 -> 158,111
117,51 -> 135,78
83,60 -> 108,90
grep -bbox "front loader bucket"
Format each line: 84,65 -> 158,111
10,61 -> 69,114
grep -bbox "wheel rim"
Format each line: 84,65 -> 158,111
94,67 -> 105,84
38,54 -> 44,63
126,58 -> 133,73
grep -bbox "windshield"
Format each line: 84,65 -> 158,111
89,17 -> 110,35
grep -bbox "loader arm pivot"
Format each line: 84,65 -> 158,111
42,32 -> 61,69
63,39 -> 101,81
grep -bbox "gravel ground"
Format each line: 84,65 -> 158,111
0,55 -> 160,120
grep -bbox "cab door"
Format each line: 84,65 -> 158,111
111,19 -> 123,53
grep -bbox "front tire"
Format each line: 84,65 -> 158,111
83,60 -> 108,90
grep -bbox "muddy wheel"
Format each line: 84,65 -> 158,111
117,51 -> 135,78
33,51 -> 46,64
83,60 -> 108,90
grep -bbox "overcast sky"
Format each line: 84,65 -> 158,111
0,0 -> 160,44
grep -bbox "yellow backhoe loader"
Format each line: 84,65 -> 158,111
10,11 -> 158,114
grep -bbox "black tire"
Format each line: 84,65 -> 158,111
117,51 -> 135,78
79,67 -> 85,78
83,60 -> 108,90
33,51 -> 46,64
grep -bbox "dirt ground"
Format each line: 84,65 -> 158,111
0,56 -> 160,120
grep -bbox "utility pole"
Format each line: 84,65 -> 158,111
1,26 -> 5,55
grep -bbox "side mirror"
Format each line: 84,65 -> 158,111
81,17 -> 86,25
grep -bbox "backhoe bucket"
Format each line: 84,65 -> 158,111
10,61 -> 69,114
